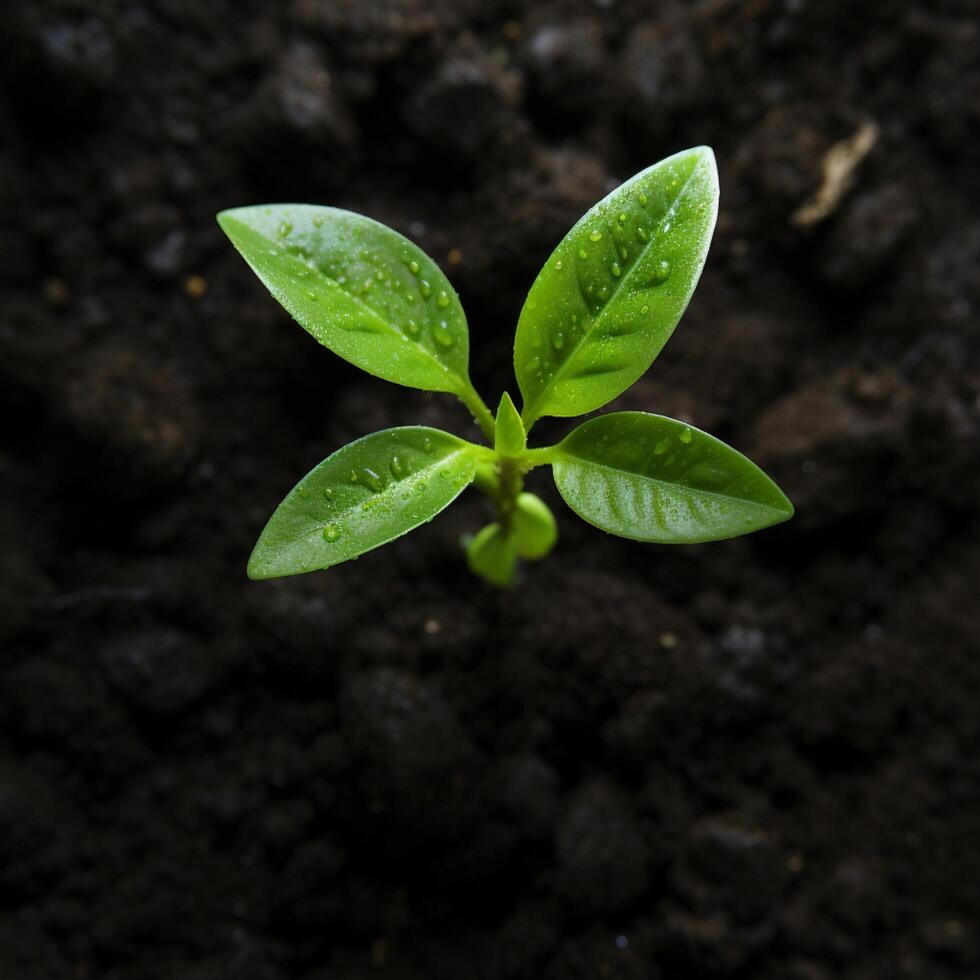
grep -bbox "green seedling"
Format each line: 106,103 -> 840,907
219,146 -> 793,587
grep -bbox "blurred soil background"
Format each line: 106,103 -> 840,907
1,1 -> 979,978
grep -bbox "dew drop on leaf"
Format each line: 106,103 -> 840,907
322,524 -> 341,543
552,331 -> 565,350
589,229 -> 602,242
611,262 -> 622,277
432,320 -> 455,347
363,467 -> 384,491
679,426 -> 693,444
578,248 -> 588,260
405,319 -> 420,338
654,438 -> 670,455
408,260 -> 420,275
390,455 -> 405,478
277,219 -> 292,238
436,290 -> 450,308
312,215 -> 324,228
555,259 -> 563,270
419,279 -> 431,299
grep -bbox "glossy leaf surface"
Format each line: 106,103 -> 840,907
466,523 -> 517,587
219,205 -> 470,394
494,392 -> 526,456
552,413 -> 793,543
514,147 -> 719,425
512,492 -> 557,560
248,427 -> 480,579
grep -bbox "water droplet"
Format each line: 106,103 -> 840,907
611,262 -> 622,277
679,426 -> 693,444
312,215 -> 325,228
422,438 -> 433,452
663,221 -> 672,233
349,470 -> 359,483
408,260 -> 420,275
638,192 -> 648,206
390,455 -> 405,478
439,469 -> 450,480
597,286 -> 609,302
555,259 -> 563,270
640,304 -> 649,314
436,291 -> 450,308
637,226 -> 649,242
375,270 -> 385,282
405,319 -> 420,338
432,320 -> 455,347
552,331 -> 565,350
419,279 -> 431,299
654,438 -> 670,455
322,524 -> 341,543
618,212 -> 628,223
653,259 -> 671,283
362,467 -> 384,492
277,219 -> 292,238
323,488 -> 334,500
589,229 -> 602,242
306,288 -> 318,301
529,356 -> 540,371
578,248 -> 588,260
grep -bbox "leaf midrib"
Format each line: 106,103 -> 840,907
255,445 -> 476,571
523,158 -> 703,422
555,452 -> 790,517
230,216 -> 463,392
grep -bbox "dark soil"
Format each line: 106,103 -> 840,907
2,1 -> 980,978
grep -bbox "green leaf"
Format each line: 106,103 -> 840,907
551,412 -> 793,544
248,427 -> 481,579
218,205 -> 470,395
514,147 -> 719,425
512,492 -> 557,560
494,392 -> 526,456
466,523 -> 517,587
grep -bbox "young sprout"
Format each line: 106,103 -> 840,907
218,146 -> 792,588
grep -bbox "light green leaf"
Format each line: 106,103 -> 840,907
466,523 -> 517,588
494,392 -> 526,456
248,427 -> 482,579
552,412 -> 793,543
512,492 -> 557,560
218,205 -> 470,394
514,147 -> 719,426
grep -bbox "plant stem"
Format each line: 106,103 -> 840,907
519,446 -> 559,470
457,382 -> 496,444
495,456 -> 524,531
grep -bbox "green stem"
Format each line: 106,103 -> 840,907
457,382 -> 496,444
496,456 -> 524,532
519,446 -> 560,470
471,444 -> 560,533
